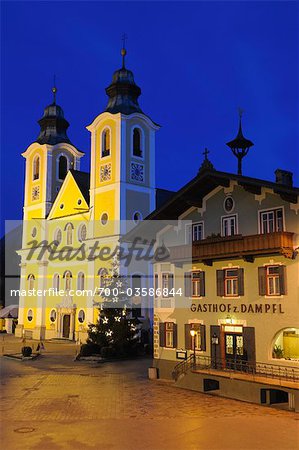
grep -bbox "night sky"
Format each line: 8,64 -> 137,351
1,1 -> 298,235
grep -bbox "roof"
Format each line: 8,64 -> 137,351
70,170 -> 90,205
156,188 -> 176,209
146,168 -> 299,221
0,305 -> 18,319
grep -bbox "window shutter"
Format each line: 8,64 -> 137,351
173,324 -> 178,348
258,267 -> 266,296
216,270 -> 224,296
185,324 -> 192,349
278,265 -> 286,295
184,272 -> 191,297
199,271 -> 205,297
243,327 -> 256,365
238,268 -> 244,296
200,324 -> 206,351
159,323 -> 165,347
168,273 -> 174,296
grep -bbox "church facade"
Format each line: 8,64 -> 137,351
15,48 -> 159,341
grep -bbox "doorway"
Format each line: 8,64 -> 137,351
225,333 -> 246,370
62,314 -> 71,338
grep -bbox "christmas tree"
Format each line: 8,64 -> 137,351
87,252 -> 140,357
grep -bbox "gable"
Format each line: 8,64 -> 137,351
48,171 -> 89,220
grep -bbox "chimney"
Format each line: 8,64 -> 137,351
275,169 -> 293,187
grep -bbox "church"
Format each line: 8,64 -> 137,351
15,47 -> 162,341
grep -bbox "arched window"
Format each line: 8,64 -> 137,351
63,270 -> 72,291
133,128 -> 142,157
98,268 -> 108,289
27,274 -> 35,290
78,224 -> 87,242
58,155 -> 68,180
77,272 -> 85,291
272,328 -> 299,360
102,129 -> 110,157
65,223 -> 74,245
50,309 -> 57,323
78,309 -> 85,323
53,273 -> 60,291
54,228 -> 62,244
33,156 -> 40,180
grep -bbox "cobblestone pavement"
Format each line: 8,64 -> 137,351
0,336 -> 298,450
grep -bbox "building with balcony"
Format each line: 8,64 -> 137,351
147,156 -> 299,411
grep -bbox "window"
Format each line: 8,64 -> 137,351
185,324 -> 206,351
102,129 -> 110,157
50,309 -> 57,323
154,273 -> 158,293
53,273 -> 60,291
272,328 -> 299,360
33,156 -> 40,180
260,208 -> 283,234
58,155 -> 68,180
54,228 -> 62,244
159,322 -> 177,348
224,269 -> 238,296
98,268 -> 108,289
101,213 -> 108,225
161,272 -> 174,297
27,274 -> 35,290
65,223 -> 73,245
222,215 -> 237,237
258,265 -> 286,296
78,224 -> 87,242
78,309 -> 85,323
63,270 -> 72,291
216,268 -> 244,297
192,271 -> 202,297
184,271 -> 205,297
77,272 -> 85,291
192,223 -> 203,241
133,128 -> 142,157
27,309 -> 33,322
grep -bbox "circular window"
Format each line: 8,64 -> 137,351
27,309 -> 33,322
78,310 -> 85,323
50,309 -> 57,323
77,199 -> 82,205
101,213 -> 108,225
31,227 -> 37,238
78,224 -> 87,242
60,204 -> 64,210
224,196 -> 234,213
54,229 -> 62,244
133,212 -> 142,224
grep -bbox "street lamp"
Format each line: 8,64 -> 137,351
190,329 -> 197,365
211,333 -> 219,369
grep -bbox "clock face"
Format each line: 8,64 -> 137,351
32,186 -> 40,200
131,163 -> 144,182
100,163 -> 112,182
224,196 -> 234,212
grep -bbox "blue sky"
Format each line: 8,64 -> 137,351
1,1 -> 298,234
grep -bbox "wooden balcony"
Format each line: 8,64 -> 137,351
168,232 -> 294,264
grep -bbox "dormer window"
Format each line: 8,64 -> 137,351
102,129 -> 111,157
33,156 -> 40,180
133,128 -> 142,157
58,155 -> 68,180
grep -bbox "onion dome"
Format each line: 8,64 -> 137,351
36,86 -> 72,145
104,48 -> 143,115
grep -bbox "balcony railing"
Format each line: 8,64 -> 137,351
168,232 -> 294,263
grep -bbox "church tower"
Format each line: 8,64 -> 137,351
87,46 -> 159,235
22,85 -> 84,220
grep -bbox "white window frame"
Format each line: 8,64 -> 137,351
56,153 -> 70,181
165,322 -> 174,348
161,272 -> 174,298
191,271 -> 201,298
78,223 -> 87,242
258,207 -> 284,234
192,222 -> 204,242
224,268 -> 239,297
266,265 -> 280,296
221,214 -> 238,237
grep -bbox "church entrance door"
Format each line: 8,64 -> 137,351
62,314 -> 71,338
